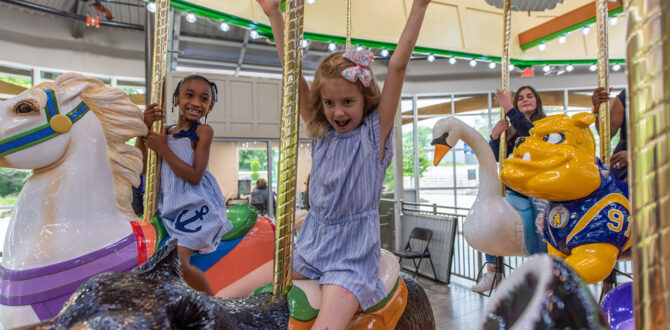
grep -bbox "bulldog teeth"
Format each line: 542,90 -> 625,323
523,152 -> 531,161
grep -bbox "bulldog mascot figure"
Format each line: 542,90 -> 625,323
501,113 -> 631,284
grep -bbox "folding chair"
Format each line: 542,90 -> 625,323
394,227 -> 438,280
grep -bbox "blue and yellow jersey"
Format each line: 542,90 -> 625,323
543,175 -> 631,256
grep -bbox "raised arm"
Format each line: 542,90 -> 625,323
258,0 -> 313,123
378,0 -> 431,155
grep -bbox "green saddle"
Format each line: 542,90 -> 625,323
150,204 -> 259,250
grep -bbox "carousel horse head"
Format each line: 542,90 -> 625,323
501,113 -> 600,201
0,72 -> 147,218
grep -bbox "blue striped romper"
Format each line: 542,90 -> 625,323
159,123 -> 233,254
293,109 -> 393,310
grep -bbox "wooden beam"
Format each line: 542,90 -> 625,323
0,80 -> 27,95
518,1 -> 622,49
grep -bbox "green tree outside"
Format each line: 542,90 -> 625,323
0,168 -> 30,205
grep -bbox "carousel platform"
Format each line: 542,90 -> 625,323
417,276 -> 488,329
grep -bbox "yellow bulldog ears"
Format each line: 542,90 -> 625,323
571,113 -> 596,128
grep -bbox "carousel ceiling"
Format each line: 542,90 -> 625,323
172,0 -> 626,65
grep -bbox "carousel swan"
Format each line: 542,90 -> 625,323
431,116 -> 543,257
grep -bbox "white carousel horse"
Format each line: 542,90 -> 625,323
0,73 -> 147,328
431,116 -> 543,257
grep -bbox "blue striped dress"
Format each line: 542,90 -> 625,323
159,123 -> 233,254
293,109 -> 393,310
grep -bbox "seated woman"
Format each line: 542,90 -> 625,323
250,179 -> 269,215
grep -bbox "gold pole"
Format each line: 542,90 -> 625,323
596,0 -> 611,166
498,0 -> 511,197
143,0 -> 170,222
346,0 -> 352,50
272,0 -> 305,296
626,0 -> 670,328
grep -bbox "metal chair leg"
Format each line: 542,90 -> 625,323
428,256 -> 438,281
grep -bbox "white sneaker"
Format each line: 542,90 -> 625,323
471,271 -> 501,293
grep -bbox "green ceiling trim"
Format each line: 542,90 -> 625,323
151,1 -> 626,66
520,6 -> 624,50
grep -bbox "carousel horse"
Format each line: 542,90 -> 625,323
24,239 -> 435,330
480,254 -> 608,329
501,113 -> 631,284
0,73 -> 274,328
431,117 -> 546,257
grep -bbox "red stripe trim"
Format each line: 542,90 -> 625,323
130,221 -> 147,265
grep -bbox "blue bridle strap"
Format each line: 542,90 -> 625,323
0,89 -> 89,157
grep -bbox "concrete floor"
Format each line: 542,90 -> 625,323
416,276 -> 490,329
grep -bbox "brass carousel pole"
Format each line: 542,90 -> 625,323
626,0 -> 670,328
272,0 -> 305,296
596,0 -> 611,166
143,0 -> 170,221
345,0 -> 352,50
497,0 -> 512,197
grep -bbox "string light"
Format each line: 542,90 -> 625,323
185,12 -> 197,23
250,29 -> 260,39
427,54 -> 436,62
509,64 -> 515,70
612,63 -> 622,71
219,22 -> 230,32
380,48 -> 389,57
328,42 -> 337,51
449,57 -> 457,65
542,65 -> 551,73
469,60 -> 477,67
582,25 -> 591,35
488,62 -> 496,69
356,46 -> 363,51
146,2 -> 156,13
558,35 -> 567,44
609,16 -> 618,26
565,64 -> 574,72
589,64 -> 597,71
306,0 -> 316,4
301,39 -> 310,48
538,42 -> 546,51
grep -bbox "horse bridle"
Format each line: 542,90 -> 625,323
0,89 -> 89,157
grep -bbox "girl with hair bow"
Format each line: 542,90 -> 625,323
258,0 -> 431,328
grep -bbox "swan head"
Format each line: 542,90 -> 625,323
501,113 -> 600,201
431,116 -> 463,166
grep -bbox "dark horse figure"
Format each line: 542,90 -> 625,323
23,239 -> 435,329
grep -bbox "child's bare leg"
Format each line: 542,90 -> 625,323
178,246 -> 214,296
292,270 -> 308,280
312,284 -> 360,330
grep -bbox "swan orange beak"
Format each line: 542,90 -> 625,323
433,144 -> 451,166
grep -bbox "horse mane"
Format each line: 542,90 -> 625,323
47,73 -> 147,219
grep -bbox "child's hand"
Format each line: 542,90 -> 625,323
490,119 -> 509,140
144,103 -> 164,129
145,126 -> 168,154
494,89 -> 514,112
256,0 -> 281,16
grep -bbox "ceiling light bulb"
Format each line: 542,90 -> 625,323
558,35 -> 567,44
612,63 -> 622,71
380,48 -> 389,57
146,2 -> 156,13
582,26 -> 591,35
509,64 -> 515,70
306,0 -> 315,4
356,46 -> 363,51
469,60 -> 477,67
565,64 -> 574,72
488,62 -> 496,69
542,65 -> 551,73
609,17 -> 618,26
250,29 -> 259,39
219,22 -> 230,32
185,12 -> 197,23
427,54 -> 435,62
449,57 -> 457,65
328,42 -> 337,51
589,64 -> 597,71
538,42 -> 546,51
301,39 -> 310,48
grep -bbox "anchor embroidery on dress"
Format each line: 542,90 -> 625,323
174,205 -> 209,233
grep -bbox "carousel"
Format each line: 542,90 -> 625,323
0,0 -> 667,329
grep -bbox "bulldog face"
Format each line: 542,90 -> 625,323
501,113 -> 600,201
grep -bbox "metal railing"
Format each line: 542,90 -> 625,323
400,201 -> 632,283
